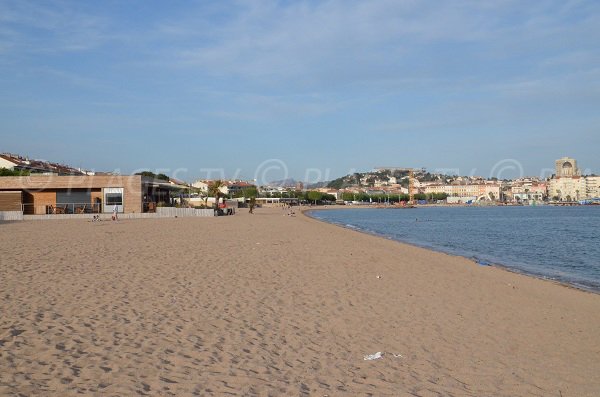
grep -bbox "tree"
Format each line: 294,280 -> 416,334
242,187 -> 258,199
327,177 -> 345,189
307,191 -> 323,205
208,180 -> 225,211
135,171 -> 169,181
322,193 -> 336,202
0,168 -> 30,176
243,187 -> 258,214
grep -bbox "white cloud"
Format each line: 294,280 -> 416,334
157,0 -> 599,94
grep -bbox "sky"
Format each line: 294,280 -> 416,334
1,0 -> 599,184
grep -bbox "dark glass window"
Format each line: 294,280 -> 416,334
106,193 -> 123,205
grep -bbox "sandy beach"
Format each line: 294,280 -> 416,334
1,206 -> 599,396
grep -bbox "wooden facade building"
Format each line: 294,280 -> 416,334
0,175 -> 176,214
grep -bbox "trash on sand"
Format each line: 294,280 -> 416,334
471,256 -> 490,266
376,275 -> 382,279
363,352 -> 383,361
363,351 -> 403,361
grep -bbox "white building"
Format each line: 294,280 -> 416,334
586,176 -> 600,199
548,177 -> 586,201
510,182 -> 547,202
0,155 -> 19,169
191,180 -> 210,193
191,180 -> 228,195
423,183 -> 501,201
548,157 -> 597,201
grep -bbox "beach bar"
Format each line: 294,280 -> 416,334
0,175 -> 177,215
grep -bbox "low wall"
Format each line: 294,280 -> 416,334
0,211 -> 24,221
20,208 -> 215,221
156,207 -> 215,217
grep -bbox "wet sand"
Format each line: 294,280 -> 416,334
1,207 -> 599,396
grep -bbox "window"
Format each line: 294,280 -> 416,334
105,193 -> 123,206
103,187 -> 124,211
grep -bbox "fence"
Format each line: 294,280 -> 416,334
22,203 -> 102,215
0,211 -> 23,221
17,207 -> 215,221
156,207 -> 214,217
6,206 -> 215,221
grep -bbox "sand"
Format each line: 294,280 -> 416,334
1,206 -> 599,396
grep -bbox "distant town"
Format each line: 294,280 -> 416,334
0,153 -> 598,219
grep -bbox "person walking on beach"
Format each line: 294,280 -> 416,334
112,204 -> 118,221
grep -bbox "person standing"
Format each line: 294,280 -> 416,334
112,204 -> 118,221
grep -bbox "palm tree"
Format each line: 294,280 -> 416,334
208,180 -> 226,212
243,187 -> 258,214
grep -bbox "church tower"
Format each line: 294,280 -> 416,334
555,157 -> 579,178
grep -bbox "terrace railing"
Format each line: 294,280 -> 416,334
22,203 -> 102,215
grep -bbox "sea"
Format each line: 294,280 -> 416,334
308,206 -> 600,292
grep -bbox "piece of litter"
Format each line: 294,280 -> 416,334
363,352 -> 383,361
376,275 -> 381,279
391,353 -> 403,358
471,256 -> 491,266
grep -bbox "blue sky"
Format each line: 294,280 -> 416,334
1,0 -> 599,184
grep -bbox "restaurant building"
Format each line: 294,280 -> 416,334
0,174 -> 177,215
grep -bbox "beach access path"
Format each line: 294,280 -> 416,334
1,206 -> 599,396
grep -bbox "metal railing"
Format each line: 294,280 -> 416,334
22,203 -> 102,215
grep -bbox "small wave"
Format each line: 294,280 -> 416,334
312,206 -> 600,293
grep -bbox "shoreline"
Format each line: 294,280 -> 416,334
303,205 -> 600,295
2,207 -> 599,395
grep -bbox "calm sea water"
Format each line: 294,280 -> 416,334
308,206 -> 600,292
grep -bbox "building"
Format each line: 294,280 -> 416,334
585,176 -> 600,200
555,157 -> 580,178
548,177 -> 586,201
510,182 -> 547,202
0,155 -> 19,170
192,180 -> 256,197
0,153 -> 86,175
548,156 -> 595,201
226,181 -> 256,196
0,174 -> 177,214
316,188 -> 342,199
191,180 -> 210,193
423,183 -> 501,201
